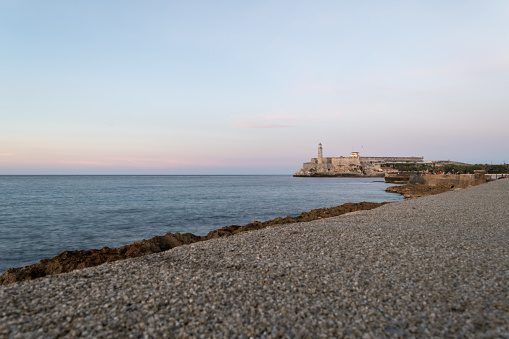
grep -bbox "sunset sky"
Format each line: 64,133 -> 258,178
1,1 -> 508,174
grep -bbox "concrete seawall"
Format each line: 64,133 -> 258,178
388,171 -> 488,188
1,179 -> 508,337
418,172 -> 486,188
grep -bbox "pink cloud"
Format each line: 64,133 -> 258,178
230,109 -> 343,129
234,123 -> 292,129
0,153 -> 14,156
230,111 -> 298,128
58,160 -> 119,167
263,114 -> 300,121
58,157 -> 223,169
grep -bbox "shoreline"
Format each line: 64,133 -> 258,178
0,180 -> 469,285
1,201 -> 388,285
1,178 -> 507,337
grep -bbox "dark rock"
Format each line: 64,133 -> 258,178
385,183 -> 455,198
0,201 -> 387,285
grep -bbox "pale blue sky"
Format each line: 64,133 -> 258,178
1,1 -> 508,174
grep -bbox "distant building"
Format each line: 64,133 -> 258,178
294,143 -> 424,177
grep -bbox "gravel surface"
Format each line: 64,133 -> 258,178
1,179 -> 508,338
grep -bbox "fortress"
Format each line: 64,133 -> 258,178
294,143 -> 424,177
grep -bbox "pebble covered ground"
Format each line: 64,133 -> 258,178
1,179 -> 508,338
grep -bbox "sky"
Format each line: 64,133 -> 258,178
1,0 -> 508,174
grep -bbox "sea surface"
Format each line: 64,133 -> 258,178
0,175 -> 403,273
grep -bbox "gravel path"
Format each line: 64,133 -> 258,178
1,179 -> 508,338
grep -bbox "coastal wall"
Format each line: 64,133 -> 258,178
420,171 -> 486,188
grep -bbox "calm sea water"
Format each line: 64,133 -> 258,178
0,175 -> 403,273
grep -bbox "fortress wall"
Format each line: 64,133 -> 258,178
361,157 -> 424,163
309,156 -> 423,167
331,157 -> 361,167
302,162 -> 330,171
302,163 -> 317,171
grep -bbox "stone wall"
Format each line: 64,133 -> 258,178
331,157 -> 361,167
361,156 -> 424,163
419,171 -> 486,188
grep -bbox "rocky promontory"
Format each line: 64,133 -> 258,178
385,183 -> 456,198
385,172 -> 488,198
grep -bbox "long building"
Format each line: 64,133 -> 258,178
294,143 -> 424,177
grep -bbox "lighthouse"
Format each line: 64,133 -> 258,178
318,143 -> 323,164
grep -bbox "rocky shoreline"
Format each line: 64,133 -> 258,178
1,178 -> 506,337
385,183 -> 456,198
0,181 -> 469,285
0,201 -> 387,285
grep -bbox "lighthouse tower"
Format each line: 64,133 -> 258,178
318,143 -> 323,164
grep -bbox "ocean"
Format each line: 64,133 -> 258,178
0,175 -> 403,273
